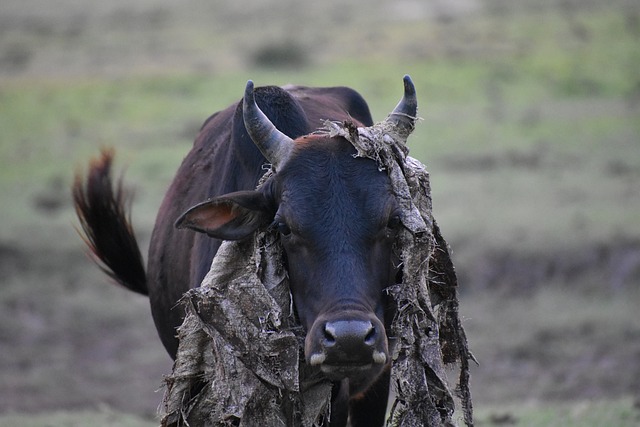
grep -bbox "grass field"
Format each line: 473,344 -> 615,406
1,0 -> 639,425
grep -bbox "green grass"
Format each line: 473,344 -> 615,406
474,398 -> 640,427
1,53 -> 637,251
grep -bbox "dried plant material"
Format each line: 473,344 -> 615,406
161,118 -> 473,427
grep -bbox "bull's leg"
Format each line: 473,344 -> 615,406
348,365 -> 391,427
329,381 -> 349,427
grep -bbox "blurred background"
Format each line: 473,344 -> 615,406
1,0 -> 639,425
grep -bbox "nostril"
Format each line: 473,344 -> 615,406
323,324 -> 337,347
364,325 -> 376,346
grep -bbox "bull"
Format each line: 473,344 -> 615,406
73,76 -> 418,426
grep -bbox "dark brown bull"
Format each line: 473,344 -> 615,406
73,76 -> 417,426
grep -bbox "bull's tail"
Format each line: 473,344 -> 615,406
72,149 -> 148,296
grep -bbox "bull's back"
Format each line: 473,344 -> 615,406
287,85 -> 374,127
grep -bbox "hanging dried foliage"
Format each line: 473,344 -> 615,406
161,117 -> 474,427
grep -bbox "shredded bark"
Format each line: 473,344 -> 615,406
161,117 -> 474,427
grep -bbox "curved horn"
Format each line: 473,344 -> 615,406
243,80 -> 295,170
385,75 -> 418,135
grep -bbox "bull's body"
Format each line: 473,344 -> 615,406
74,78 -> 418,426
150,85 -> 375,358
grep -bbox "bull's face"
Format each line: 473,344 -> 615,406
176,77 -> 417,380
267,137 -> 401,379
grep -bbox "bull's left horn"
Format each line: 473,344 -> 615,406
243,80 -> 295,170
385,75 -> 418,135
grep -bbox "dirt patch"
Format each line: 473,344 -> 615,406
457,239 -> 640,293
464,288 -> 640,405
0,242 -> 171,416
0,242 -> 27,279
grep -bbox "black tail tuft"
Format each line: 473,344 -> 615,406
72,149 -> 148,296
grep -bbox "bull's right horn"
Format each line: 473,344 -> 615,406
243,80 -> 295,170
385,75 -> 418,135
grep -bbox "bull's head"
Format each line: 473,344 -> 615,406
176,76 -> 417,381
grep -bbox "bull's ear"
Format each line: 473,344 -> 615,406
175,191 -> 273,240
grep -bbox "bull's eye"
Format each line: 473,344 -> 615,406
386,215 -> 402,231
275,221 -> 291,236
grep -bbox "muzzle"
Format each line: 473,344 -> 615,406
305,310 -> 389,380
